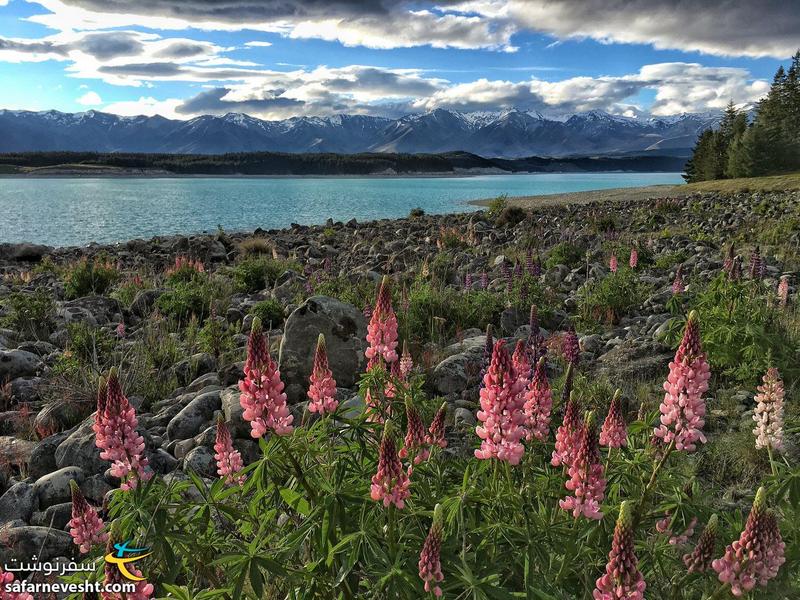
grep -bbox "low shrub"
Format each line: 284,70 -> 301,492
577,269 -> 650,327
486,193 -> 508,220
63,257 -> 120,299
237,237 -> 274,257
250,299 -> 285,328
545,241 -> 585,269
494,205 -> 526,227
232,257 -> 300,293
0,288 -> 55,338
66,322 -> 117,365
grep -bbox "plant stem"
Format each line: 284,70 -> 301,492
634,439 -> 675,528
767,444 -> 777,477
278,435 -> 319,504
704,582 -> 730,600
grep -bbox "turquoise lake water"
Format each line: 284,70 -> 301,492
0,172 -> 683,246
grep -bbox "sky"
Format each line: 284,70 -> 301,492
0,0 -> 797,121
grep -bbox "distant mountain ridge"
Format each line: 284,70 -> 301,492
0,108 -> 720,158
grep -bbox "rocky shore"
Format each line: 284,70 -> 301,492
0,188 -> 796,569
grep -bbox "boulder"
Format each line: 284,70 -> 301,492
33,466 -> 84,509
0,482 -> 36,522
0,349 -> 42,380
221,386 -> 249,439
183,446 -> 216,478
31,502 -> 72,530
279,296 -> 367,403
55,417 -> 107,475
0,527 -> 73,564
166,390 -> 221,441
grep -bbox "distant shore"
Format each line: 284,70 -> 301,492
470,183 -> 687,208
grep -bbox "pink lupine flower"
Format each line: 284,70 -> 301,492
464,272 -> 473,291
307,334 -> 338,415
480,271 -> 488,289
68,480 -> 107,554
511,339 -> 531,383
723,244 -> 735,274
748,246 -> 763,280
370,422 -> 411,509
777,275 -> 789,307
609,255 -> 618,273
102,529 -> 154,600
653,311 -> 710,452
684,514 -> 718,573
629,247 -> 638,269
0,569 -> 34,600
551,370 -> 580,467
399,397 -> 429,465
656,513 -> 697,545
712,487 -> 785,597
93,370 -> 151,491
562,327 -> 579,365
753,367 -> 784,453
115,322 -> 126,338
524,356 -> 552,442
672,265 -> 684,295
560,412 -> 605,520
599,390 -> 627,448
474,340 -> 527,465
214,416 -> 245,486
426,402 -> 448,450
238,317 -> 294,437
365,276 -> 399,366
593,501 -> 646,600
419,504 -> 445,598
362,304 -> 373,320
526,247 -> 535,275
729,256 -> 742,281
399,341 -> 414,379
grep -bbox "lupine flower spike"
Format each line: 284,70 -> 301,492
102,523 -> 153,600
0,570 -> 33,600
400,341 -> 414,379
68,480 -> 107,554
551,387 -> 581,467
672,265 -> 684,295
752,367 -> 784,453
365,276 -> 399,365
426,402 -> 448,450
629,246 -> 638,269
474,340 -> 527,465
748,246 -> 763,280
419,504 -> 445,597
712,487 -> 785,597
239,318 -> 294,437
307,334 -> 339,415
512,339 -> 531,383
656,513 -> 697,545
593,501 -> 646,600
560,411 -> 605,520
214,416 -> 246,486
684,514 -> 718,573
609,254 -> 618,273
562,326 -> 579,365
723,243 -> 735,274
777,275 -> 789,307
94,369 -> 151,491
370,421 -> 411,509
527,304 -> 545,363
599,389 -> 627,448
653,311 -> 710,452
524,356 -> 552,442
399,397 -> 430,466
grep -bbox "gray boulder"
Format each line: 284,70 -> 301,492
55,417 -> 107,475
279,296 -> 367,403
0,482 -> 36,522
0,349 -> 42,380
183,446 -> 216,478
166,390 -> 221,441
31,502 -> 72,530
0,527 -> 73,564
33,466 -> 84,509
221,386 -> 249,439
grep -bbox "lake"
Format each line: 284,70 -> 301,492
0,172 -> 684,246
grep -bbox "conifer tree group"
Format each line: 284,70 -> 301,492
684,51 -> 800,183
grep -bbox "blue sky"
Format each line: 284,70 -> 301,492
0,0 -> 797,120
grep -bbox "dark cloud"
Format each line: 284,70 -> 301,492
78,32 -> 145,59
153,41 -> 212,59
0,38 -> 67,56
176,87 -> 304,115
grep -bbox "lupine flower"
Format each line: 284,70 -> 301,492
364,388 -> 387,424
526,248 -> 535,275
214,416 -> 246,486
426,402 -> 448,449
653,311 -> 710,452
562,326 -> 579,365
513,261 -> 523,279
527,304 -> 545,363
599,390 -> 627,448
399,397 -> 429,466
729,257 -> 742,281
239,317 -> 294,438
712,487 -> 785,597
0,569 -> 34,600
419,504 -> 445,598
748,246 -> 763,280
560,412 -> 605,520
384,361 -> 401,399
464,272 -> 473,291
656,513 -> 697,545
723,244 -> 735,274
777,275 -> 789,307
609,254 -> 618,273
68,480 -> 107,554
475,340 -> 527,465
501,260 -> 511,284
102,527 -> 153,600
480,271 -> 488,290
115,323 -> 126,338
752,367 -> 784,453
93,370 -> 151,491
365,276 -> 399,365
552,385 -> 581,467
593,501 -> 646,600
399,341 -> 414,379
672,265 -> 684,295
684,514 -> 718,573
524,356 -> 552,442
512,339 -> 531,383
370,422 -> 411,509
629,247 -> 638,269
307,334 -> 338,415
363,304 -> 373,320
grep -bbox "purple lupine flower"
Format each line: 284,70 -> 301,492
480,271 -> 489,290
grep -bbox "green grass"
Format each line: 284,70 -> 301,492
682,172 -> 800,193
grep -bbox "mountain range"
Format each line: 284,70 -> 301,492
0,108 -> 720,158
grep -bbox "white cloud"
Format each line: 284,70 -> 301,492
102,96 -> 185,118
244,41 -> 273,47
76,90 -> 102,105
